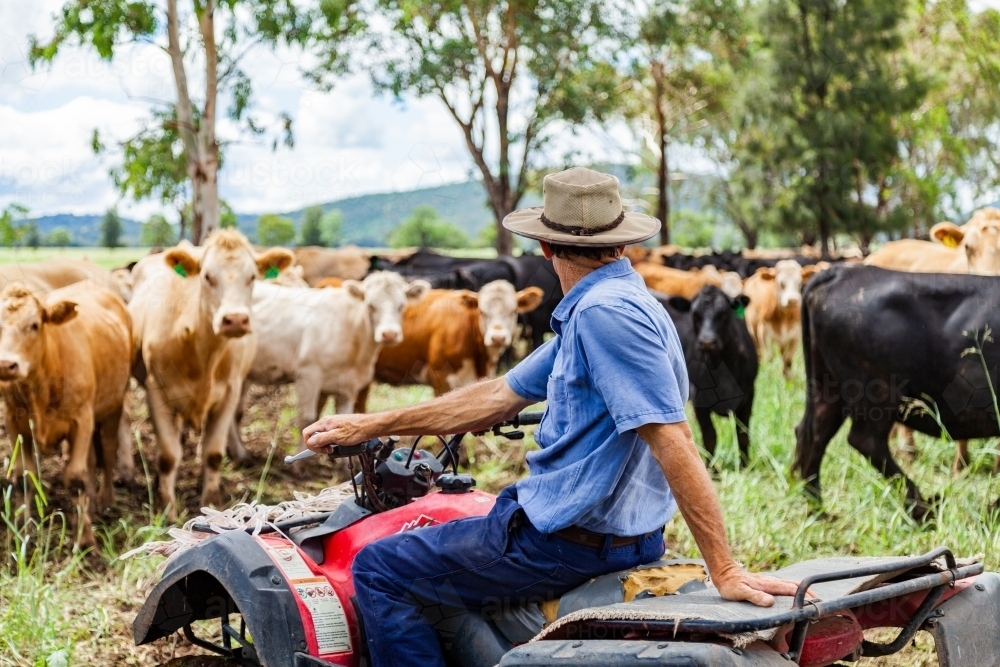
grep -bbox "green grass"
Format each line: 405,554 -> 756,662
1,355 -> 998,665
0,248 -> 148,270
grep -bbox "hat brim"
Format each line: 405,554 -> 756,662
502,207 -> 661,246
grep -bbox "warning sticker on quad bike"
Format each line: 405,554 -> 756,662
293,578 -> 352,655
263,543 -> 316,581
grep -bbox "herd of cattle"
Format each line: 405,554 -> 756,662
2,207 -> 1000,548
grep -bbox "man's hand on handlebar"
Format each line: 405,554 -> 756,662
303,414 -> 372,453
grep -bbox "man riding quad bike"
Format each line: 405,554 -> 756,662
134,169 -> 1000,666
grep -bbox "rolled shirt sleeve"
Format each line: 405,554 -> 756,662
505,337 -> 558,402
576,303 -> 688,433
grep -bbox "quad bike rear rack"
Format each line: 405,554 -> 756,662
576,547 -> 979,662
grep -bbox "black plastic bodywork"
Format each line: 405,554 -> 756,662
929,573 -> 1000,667
499,640 -> 791,666
133,529 -> 306,667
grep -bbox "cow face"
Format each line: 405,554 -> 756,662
932,208 -> 1000,275
164,230 -> 294,338
461,281 -> 543,349
671,286 -> 749,355
758,259 -> 805,309
343,271 -> 429,345
0,286 -> 77,381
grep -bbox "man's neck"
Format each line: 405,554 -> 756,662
552,255 -> 620,294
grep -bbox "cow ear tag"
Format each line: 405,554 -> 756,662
734,303 -> 745,320
173,264 -> 188,278
942,236 -> 959,249
264,265 -> 280,280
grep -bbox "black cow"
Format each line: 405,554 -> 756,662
376,249 -> 484,281
657,286 -> 757,467
795,265 -> 1000,520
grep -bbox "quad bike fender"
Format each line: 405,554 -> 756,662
928,573 -> 1000,667
133,529 -> 306,667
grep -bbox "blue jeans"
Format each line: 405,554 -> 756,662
352,487 -> 665,667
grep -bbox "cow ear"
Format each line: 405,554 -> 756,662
44,300 -> 78,325
405,279 -> 430,301
801,264 -> 821,281
757,267 -> 776,281
256,248 -> 295,278
460,291 -> 479,309
164,248 -> 200,277
667,296 -> 691,312
342,280 -> 366,300
516,287 -> 544,313
931,222 -> 964,248
730,294 -> 750,310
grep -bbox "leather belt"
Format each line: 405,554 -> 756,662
554,525 -> 659,549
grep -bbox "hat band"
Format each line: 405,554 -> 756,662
540,210 -> 626,237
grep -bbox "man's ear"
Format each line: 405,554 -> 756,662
668,296 -> 691,313
459,291 -> 479,309
730,294 -> 751,310
757,267 -> 776,281
539,241 -> 554,260
44,300 -> 78,325
256,248 -> 295,278
516,287 -> 544,313
164,248 -> 200,277
406,279 -> 430,301
931,222 -> 964,249
342,280 -> 366,300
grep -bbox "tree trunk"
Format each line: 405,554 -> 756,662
196,0 -> 219,243
652,61 -> 670,246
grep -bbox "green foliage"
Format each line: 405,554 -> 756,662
220,200 -> 238,230
0,205 -> 30,249
23,223 -> 41,250
389,205 -> 470,249
140,214 -> 177,247
320,209 -> 343,247
257,213 -> 296,247
45,228 -> 73,248
299,205 -> 324,246
100,208 -> 124,249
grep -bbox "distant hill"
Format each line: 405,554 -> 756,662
236,181 -> 539,247
30,214 -> 142,247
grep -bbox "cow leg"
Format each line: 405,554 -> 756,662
294,371 -> 324,454
355,384 -> 371,414
226,381 -> 250,467
97,409 -> 121,512
794,400 -> 846,506
65,414 -> 98,548
146,382 -> 183,522
891,424 -> 918,463
694,408 -> 718,462
950,440 -> 971,473
201,396 -> 240,510
734,400 -> 753,469
781,339 -> 797,381
115,389 -> 135,484
316,392 -> 330,417
846,419 -> 930,521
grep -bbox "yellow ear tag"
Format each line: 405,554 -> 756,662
173,264 -> 188,278
265,265 -> 280,280
941,235 -> 959,249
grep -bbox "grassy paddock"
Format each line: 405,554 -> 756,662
1,356 -> 999,665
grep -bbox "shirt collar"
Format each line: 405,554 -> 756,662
552,258 -> 634,325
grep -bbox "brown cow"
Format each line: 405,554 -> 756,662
0,257 -> 132,303
742,260 -> 824,379
865,208 -> 1000,275
0,281 -> 132,547
633,262 -> 721,299
358,281 -> 543,407
129,230 -> 293,519
293,245 -> 371,286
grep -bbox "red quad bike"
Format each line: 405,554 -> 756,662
134,412 -> 1000,667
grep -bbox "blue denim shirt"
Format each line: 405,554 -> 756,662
505,258 -> 689,536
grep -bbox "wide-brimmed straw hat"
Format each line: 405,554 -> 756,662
502,167 -> 661,246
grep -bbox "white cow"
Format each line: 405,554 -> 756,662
237,272 -> 429,450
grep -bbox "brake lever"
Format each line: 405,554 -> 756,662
284,449 -> 316,465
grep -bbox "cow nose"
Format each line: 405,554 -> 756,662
490,333 -> 508,346
0,359 -> 20,379
381,330 -> 399,344
698,336 -> 720,352
220,313 -> 250,336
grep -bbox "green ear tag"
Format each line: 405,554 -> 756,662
264,265 -> 280,280
735,304 -> 746,320
173,264 -> 188,278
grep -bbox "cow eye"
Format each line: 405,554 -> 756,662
29,322 -> 39,332
246,275 -> 254,286
204,273 -> 216,287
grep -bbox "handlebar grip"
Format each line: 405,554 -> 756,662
516,412 -> 544,426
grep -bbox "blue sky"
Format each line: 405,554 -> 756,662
3,1 -> 998,221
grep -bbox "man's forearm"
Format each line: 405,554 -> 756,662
637,422 -> 737,578
360,377 -> 534,438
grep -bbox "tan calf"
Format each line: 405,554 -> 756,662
129,231 -> 293,519
0,281 -> 131,547
865,208 -> 1000,275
